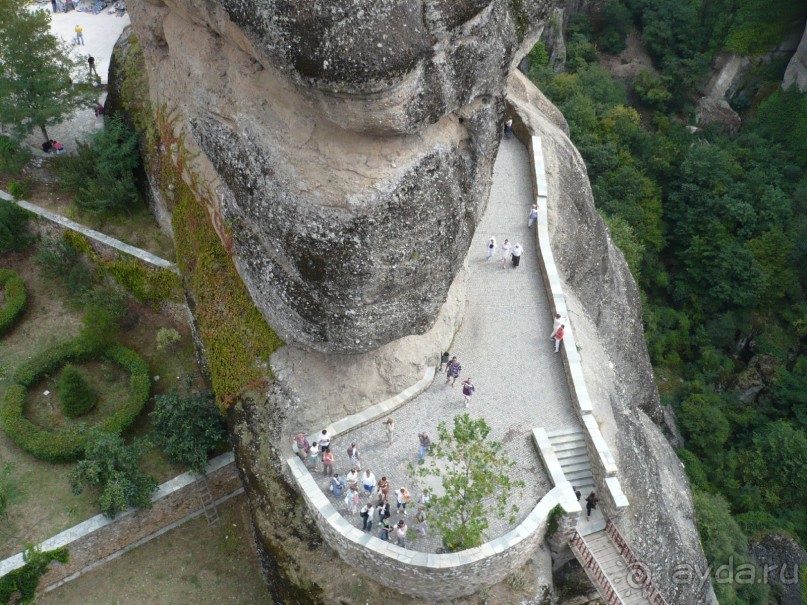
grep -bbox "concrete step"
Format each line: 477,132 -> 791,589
546,427 -> 584,438
565,469 -> 593,482
554,443 -> 588,457
548,433 -> 585,447
559,460 -> 591,474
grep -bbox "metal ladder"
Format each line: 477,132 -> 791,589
196,476 -> 220,525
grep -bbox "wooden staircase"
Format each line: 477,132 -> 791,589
569,521 -> 670,605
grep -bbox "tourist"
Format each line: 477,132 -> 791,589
318,429 -> 331,453
293,433 -> 309,463
88,55 -> 99,79
94,102 -> 105,117
382,417 -> 395,446
50,140 -> 65,154
445,356 -> 462,387
395,487 -> 411,515
586,492 -> 599,519
418,488 -> 430,508
461,378 -> 475,408
322,447 -> 334,476
415,507 -> 428,536
307,442 -> 319,471
345,468 -> 359,490
378,517 -> 391,541
345,485 -> 360,514
74,24 -> 84,45
50,0 -> 58,12
377,476 -> 390,501
503,118 -> 514,139
486,236 -> 496,261
395,519 -> 408,548
362,469 -> 377,495
41,140 -> 52,154
418,432 -> 431,461
511,242 -> 523,268
500,238 -> 511,268
574,486 -> 581,501
554,325 -> 565,354
549,313 -> 566,339
330,473 -> 345,499
376,500 -> 391,522
528,205 -> 538,228
360,501 -> 372,531
439,351 -> 450,372
346,442 -> 361,469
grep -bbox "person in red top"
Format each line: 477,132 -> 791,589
554,325 -> 565,353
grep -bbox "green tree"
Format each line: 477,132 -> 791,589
58,364 -> 98,417
0,199 -> 31,252
151,377 -> 227,474
595,0 -> 632,54
54,115 -> 140,214
0,0 -> 95,142
410,414 -> 524,551
69,431 -> 157,518
632,69 -> 671,110
677,392 -> 731,459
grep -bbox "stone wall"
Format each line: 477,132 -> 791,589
0,454 -> 240,591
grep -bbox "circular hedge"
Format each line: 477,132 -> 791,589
0,340 -> 150,463
0,269 -> 26,337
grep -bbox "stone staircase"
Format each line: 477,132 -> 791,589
546,428 -> 604,533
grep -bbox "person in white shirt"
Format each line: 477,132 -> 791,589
362,470 -> 377,495
511,242 -> 523,268
549,313 -> 566,339
345,468 -> 359,489
528,206 -> 538,228
500,238 -> 511,268
486,236 -> 496,261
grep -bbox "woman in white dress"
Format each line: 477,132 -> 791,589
500,238 -> 511,268
486,236 -> 496,261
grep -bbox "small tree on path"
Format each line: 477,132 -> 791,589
411,413 -> 524,551
0,0 -> 96,142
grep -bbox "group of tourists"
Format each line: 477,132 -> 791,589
292,430 -> 429,548
485,236 -> 524,269
441,353 -> 475,408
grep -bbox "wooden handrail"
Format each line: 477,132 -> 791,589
605,520 -> 671,605
569,530 -> 624,605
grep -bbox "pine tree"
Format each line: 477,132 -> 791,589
0,0 -> 96,142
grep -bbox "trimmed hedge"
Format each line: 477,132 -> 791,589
1,341 -> 150,463
0,269 -> 26,336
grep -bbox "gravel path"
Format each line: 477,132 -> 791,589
311,137 -> 580,552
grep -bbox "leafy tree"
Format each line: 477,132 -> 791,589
632,69 -> 671,110
0,135 -> 31,174
676,392 -> 730,459
0,0 -> 95,142
0,199 -> 31,252
58,364 -> 98,417
54,116 -> 140,214
410,414 -> 524,551
595,0 -> 632,54
770,359 -> 807,427
0,546 -> 69,604
150,377 -> 227,474
69,431 -> 157,518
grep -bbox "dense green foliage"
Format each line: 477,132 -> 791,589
54,115 -> 140,214
0,546 -> 69,604
529,6 -> 807,600
151,377 -> 227,474
1,340 -> 150,463
0,135 -> 32,174
410,414 -> 523,551
69,430 -> 157,518
0,200 -> 31,253
58,363 -> 98,417
0,0 -> 95,141
0,269 -> 26,336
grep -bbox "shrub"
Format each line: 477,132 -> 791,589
6,179 -> 29,199
2,342 -> 150,462
0,546 -> 69,604
33,236 -> 95,297
69,430 -> 157,518
155,327 -> 181,352
0,269 -> 26,336
0,135 -> 32,174
0,199 -> 32,252
58,363 -> 98,417
104,257 -> 180,305
54,115 -> 140,214
151,376 -> 227,474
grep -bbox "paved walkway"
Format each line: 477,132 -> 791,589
311,137 -> 580,552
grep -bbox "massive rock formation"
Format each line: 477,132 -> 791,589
784,22 -> 807,91
507,70 -> 717,605
127,0 -> 553,354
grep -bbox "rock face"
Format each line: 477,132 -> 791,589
750,533 -> 807,605
126,0 -> 553,354
784,22 -> 807,91
507,70 -> 717,605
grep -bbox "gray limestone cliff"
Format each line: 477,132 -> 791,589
126,0 -> 554,354
784,23 -> 807,91
508,70 -> 718,605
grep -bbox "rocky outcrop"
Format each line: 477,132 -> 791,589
507,69 -> 717,605
126,0 -> 554,354
750,534 -> 807,605
784,23 -> 807,91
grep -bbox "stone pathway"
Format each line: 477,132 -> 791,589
311,137 -> 580,552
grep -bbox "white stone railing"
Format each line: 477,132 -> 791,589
526,135 -> 628,517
